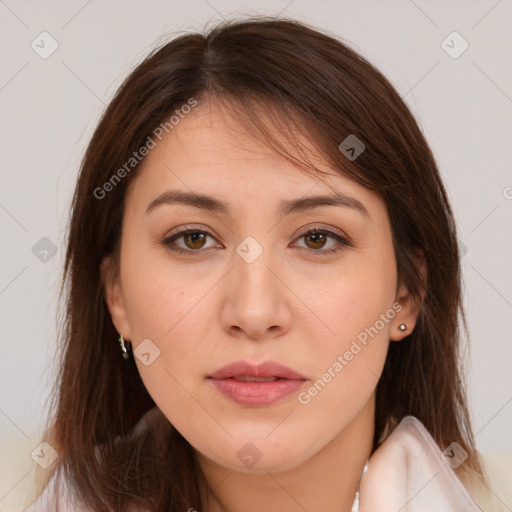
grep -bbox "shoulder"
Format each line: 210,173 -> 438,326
24,408 -> 160,511
23,468 -> 88,512
359,416 -> 512,512
398,417 -> 512,511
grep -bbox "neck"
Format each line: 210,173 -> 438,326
196,394 -> 375,512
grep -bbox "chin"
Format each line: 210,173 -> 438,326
201,434 -> 318,474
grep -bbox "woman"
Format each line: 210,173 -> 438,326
25,16 -> 501,511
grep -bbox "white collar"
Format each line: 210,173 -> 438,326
356,415 -> 482,511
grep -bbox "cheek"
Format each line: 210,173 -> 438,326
120,245 -> 204,341
304,253 -> 396,347
297,296 -> 391,433
119,249 -> 209,428
297,247 -> 396,409
120,247 -> 217,394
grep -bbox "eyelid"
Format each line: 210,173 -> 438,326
291,225 -> 354,255
165,224 -> 217,239
162,224 -> 221,251
293,224 -> 351,243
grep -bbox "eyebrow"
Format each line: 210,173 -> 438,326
145,190 -> 370,220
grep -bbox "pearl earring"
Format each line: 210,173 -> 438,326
398,323 -> 407,332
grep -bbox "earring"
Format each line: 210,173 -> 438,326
118,334 -> 132,359
398,323 -> 407,332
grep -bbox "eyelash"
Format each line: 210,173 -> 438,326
160,225 -> 353,257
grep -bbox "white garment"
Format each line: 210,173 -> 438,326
357,416 -> 483,511
24,414 -> 488,511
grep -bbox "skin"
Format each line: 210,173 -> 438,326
102,99 -> 426,512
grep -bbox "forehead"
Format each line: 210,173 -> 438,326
126,100 -> 385,221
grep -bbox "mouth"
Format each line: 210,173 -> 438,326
230,375 -> 282,382
207,360 -> 307,407
208,360 -> 307,380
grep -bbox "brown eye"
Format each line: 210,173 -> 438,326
304,231 -> 329,250
294,228 -> 352,255
182,231 -> 207,250
162,228 -> 219,255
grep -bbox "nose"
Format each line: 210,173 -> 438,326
220,244 -> 293,341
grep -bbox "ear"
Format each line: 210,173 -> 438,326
100,255 -> 133,341
390,248 -> 427,342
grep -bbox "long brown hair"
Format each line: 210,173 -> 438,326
34,16 -> 485,511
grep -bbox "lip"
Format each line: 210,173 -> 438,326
208,360 -> 307,407
209,360 -> 307,380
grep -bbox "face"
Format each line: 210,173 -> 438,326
103,99 -> 417,474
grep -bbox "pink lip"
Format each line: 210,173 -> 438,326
208,360 -> 307,407
209,360 -> 307,380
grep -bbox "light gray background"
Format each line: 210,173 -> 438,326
1,0 -> 511,479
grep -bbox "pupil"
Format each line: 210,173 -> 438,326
307,232 -> 325,249
185,232 -> 205,248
